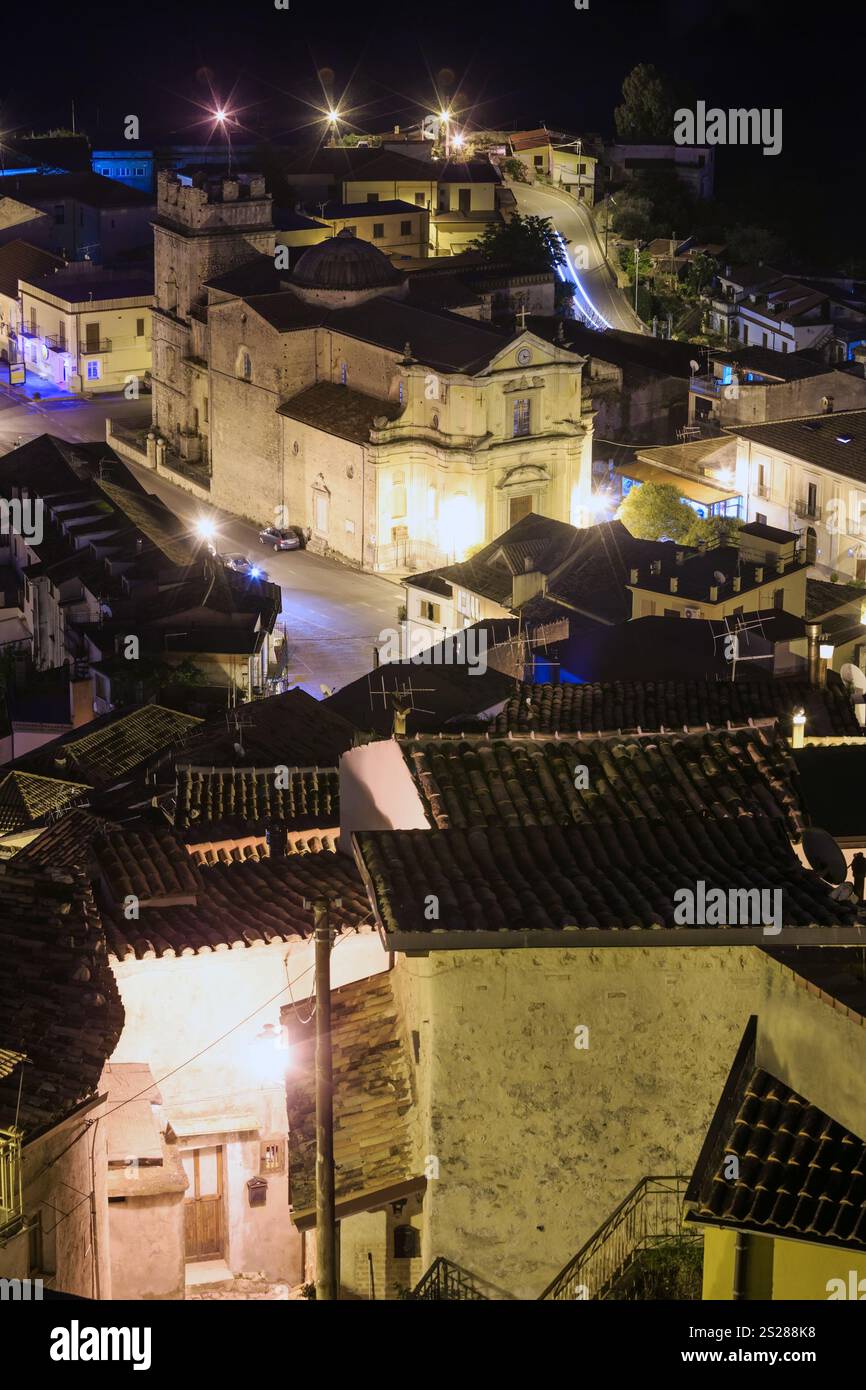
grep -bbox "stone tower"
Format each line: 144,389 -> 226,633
151,170 -> 275,453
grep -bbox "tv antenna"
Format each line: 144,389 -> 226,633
367,672 -> 435,734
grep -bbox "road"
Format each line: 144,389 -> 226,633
0,385 -> 402,696
508,180 -> 648,335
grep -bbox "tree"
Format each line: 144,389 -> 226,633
614,64 -> 675,143
501,156 -> 529,183
683,514 -> 742,548
685,251 -> 717,299
618,483 -> 694,541
723,224 -> 785,267
471,213 -> 567,273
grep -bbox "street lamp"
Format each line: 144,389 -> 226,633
212,107 -> 234,174
438,108 -> 451,158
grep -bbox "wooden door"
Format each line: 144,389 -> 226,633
182,1146 -> 225,1260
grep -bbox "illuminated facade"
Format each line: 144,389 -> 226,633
150,171 -> 594,573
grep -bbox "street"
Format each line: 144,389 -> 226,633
507,179 -> 648,335
0,384 -> 402,696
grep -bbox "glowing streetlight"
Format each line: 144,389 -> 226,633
452,131 -> 465,150
437,108 -> 452,157
327,108 -> 340,123
194,516 -> 217,549
214,108 -> 227,124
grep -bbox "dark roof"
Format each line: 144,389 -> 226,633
10,808 -> 110,873
285,971 -> 419,1225
323,657 -> 514,737
0,867 -> 124,1137
277,381 -> 402,443
94,823 -> 201,906
25,269 -> 153,302
0,770 -> 90,832
0,171 -> 153,209
321,200 -> 421,219
729,410 -> 866,484
714,345 -> 836,383
529,316 -> 701,379
293,230 -> 405,291
407,512 -> 583,607
739,520 -> 800,545
806,577 -> 865,619
685,1021 -> 866,1250
627,542 -> 807,607
205,255 -> 284,297
152,688 -> 356,773
790,744 -> 866,839
490,676 -> 861,738
0,239 -> 65,300
173,765 -> 340,835
273,208 -> 329,232
101,847 -> 369,960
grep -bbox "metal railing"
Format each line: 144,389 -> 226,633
411,1257 -> 490,1300
793,498 -> 822,521
0,1128 -> 23,1233
83,338 -> 112,354
539,1175 -> 695,1301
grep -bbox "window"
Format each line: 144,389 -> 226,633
394,1225 -> 420,1260
136,318 -> 145,337
340,361 -> 348,385
513,398 -> 531,437
135,166 -> 146,176
755,512 -> 768,526
57,323 -> 66,349
534,155 -> 544,168
314,491 -> 329,533
259,1140 -> 285,1175
400,219 -> 412,236
241,351 -> 252,381
85,322 -> 101,353
420,600 -> 441,622
414,192 -> 426,206
373,222 -> 384,239
773,587 -> 785,610
203,396 -> 209,423
53,204 -> 65,225
193,407 -> 199,432
807,481 -> 818,516
86,360 -> 100,381
458,188 -> 472,213
398,380 -> 404,405
366,192 -> 379,203
509,494 -> 533,526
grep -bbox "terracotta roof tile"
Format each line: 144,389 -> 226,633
0,770 -> 90,832
173,765 -> 339,834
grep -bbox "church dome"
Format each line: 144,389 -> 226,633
293,229 -> 405,292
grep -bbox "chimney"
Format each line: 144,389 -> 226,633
709,584 -> 719,602
629,567 -> 639,584
852,851 -> 866,901
675,550 -> 685,566
732,576 -> 741,592
806,620 -> 821,686
267,822 -> 287,858
755,566 -> 764,584
776,556 -> 785,574
823,395 -> 834,414
670,577 -> 678,594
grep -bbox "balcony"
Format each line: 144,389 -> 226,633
0,1125 -> 23,1233
793,498 -> 822,521
83,338 -> 112,354
754,483 -> 771,500
689,375 -> 722,397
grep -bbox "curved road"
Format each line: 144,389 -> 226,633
507,179 -> 648,335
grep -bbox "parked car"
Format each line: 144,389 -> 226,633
221,554 -> 269,581
258,525 -> 306,551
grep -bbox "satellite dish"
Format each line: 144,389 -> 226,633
840,662 -> 866,693
713,570 -> 727,584
233,741 -> 246,758
802,827 -> 848,885
689,359 -> 700,375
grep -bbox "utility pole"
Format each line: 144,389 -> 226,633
634,240 -> 640,313
311,895 -> 339,1300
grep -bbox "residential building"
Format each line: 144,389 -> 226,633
17,265 -> 152,394
689,345 -> 866,432
605,142 -> 715,199
726,408 -> 866,579
0,240 -> 65,364
319,201 -> 429,260
0,172 -> 153,261
507,130 -> 597,204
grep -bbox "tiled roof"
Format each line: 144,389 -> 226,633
173,765 -> 340,834
686,1023 -> 866,1249
94,825 -> 202,906
406,511 -> 581,606
0,867 -> 124,1136
277,381 -> 402,444
13,704 -> 202,787
403,729 -> 805,838
101,849 -> 369,960
188,833 -> 337,866
11,808 -> 111,871
806,577 -> 865,620
728,410 -> 866,485
489,679 -> 861,737
323,658 -> 514,737
285,971 -> 419,1223
0,770 -> 90,832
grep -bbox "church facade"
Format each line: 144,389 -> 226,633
150,171 -> 594,573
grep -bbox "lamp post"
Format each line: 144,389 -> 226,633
310,895 -> 339,1300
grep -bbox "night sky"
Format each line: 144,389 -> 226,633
3,0 -> 863,261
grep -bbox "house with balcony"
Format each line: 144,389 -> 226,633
507,130 -> 597,204
319,201 -> 429,261
17,264 -> 152,395
0,239 -> 65,366
726,408 -> 866,579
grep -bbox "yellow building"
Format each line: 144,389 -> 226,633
319,200 -> 429,261
272,210 -> 329,268
17,265 -> 152,395
339,152 -> 503,256
686,1004 -> 866,1301
509,129 -> 597,205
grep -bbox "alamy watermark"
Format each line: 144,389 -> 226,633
379,626 -> 488,674
674,101 -> 782,157
1,497 -> 44,545
673,880 -> 782,935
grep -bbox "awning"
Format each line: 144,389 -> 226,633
617,457 -> 738,506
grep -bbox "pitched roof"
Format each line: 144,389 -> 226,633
728,410 -> 866,483
0,171 -> 153,208
0,867 -> 124,1137
173,765 -> 340,835
101,847 -> 369,960
806,577 -> 865,620
285,970 -> 419,1225
10,808 -> 111,872
685,1021 -> 866,1249
489,677 -> 861,738
277,381 -> 402,443
14,704 -> 201,787
0,238 -> 65,300
158,689 -> 355,772
323,657 -> 514,737
406,512 -> 582,607
94,824 -> 202,907
0,770 -> 90,832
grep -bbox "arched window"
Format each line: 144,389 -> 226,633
236,347 -> 253,382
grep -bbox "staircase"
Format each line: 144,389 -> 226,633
539,1175 -> 700,1300
410,1257 -> 490,1301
